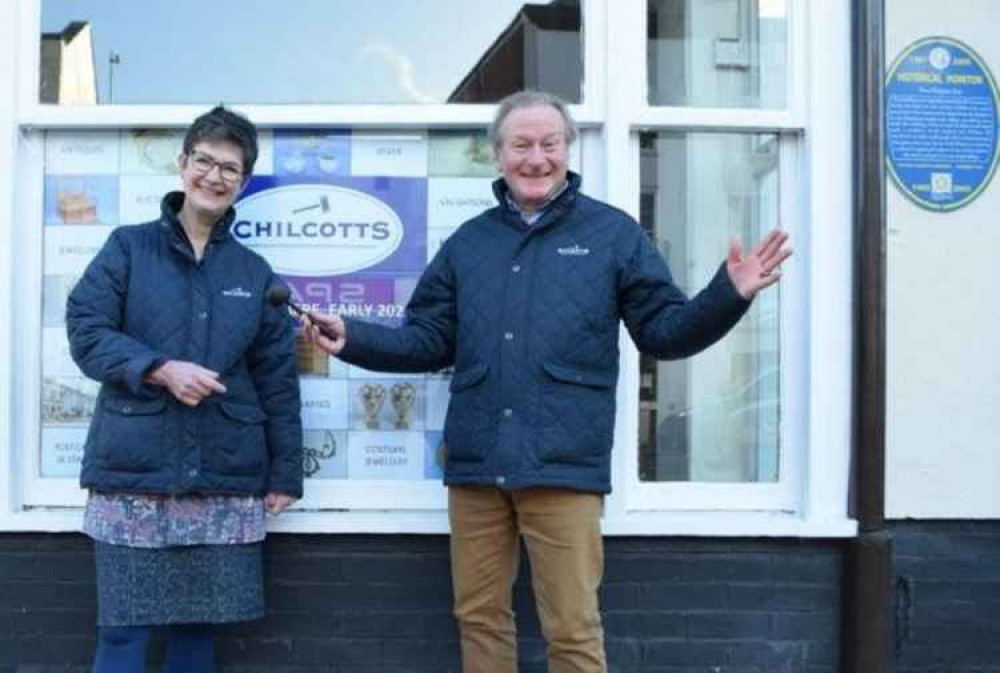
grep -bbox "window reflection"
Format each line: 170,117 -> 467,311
638,131 -> 780,483
40,0 -> 581,105
647,0 -> 787,108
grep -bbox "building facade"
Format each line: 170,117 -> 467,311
0,1 -> 996,671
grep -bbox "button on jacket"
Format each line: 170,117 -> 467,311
339,172 -> 750,494
67,192 -> 303,498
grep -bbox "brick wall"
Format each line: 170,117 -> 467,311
0,533 -> 841,672
889,520 -> 1000,673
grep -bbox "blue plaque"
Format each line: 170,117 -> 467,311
886,37 -> 999,211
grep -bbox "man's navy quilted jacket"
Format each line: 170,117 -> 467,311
66,192 -> 303,498
339,172 -> 750,493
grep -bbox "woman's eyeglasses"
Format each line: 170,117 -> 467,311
187,150 -> 244,184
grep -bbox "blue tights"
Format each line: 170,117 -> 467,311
93,625 -> 214,673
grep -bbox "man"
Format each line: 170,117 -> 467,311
305,90 -> 791,673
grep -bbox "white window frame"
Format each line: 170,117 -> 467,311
0,0 -> 855,537
600,1 -> 854,536
0,0 -> 19,529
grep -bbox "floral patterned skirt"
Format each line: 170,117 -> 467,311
94,540 -> 264,626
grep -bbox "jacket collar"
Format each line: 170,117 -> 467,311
492,171 -> 582,229
159,191 -> 236,246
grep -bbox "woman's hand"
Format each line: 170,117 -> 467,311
265,492 -> 297,515
147,360 -> 226,406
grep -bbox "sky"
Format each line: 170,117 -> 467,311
41,0 -> 544,104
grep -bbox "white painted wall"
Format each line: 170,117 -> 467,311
886,0 -> 1000,518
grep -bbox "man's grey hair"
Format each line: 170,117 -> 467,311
488,90 -> 579,153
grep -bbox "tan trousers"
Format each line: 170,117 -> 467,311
448,486 -> 606,673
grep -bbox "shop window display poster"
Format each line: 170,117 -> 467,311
39,128 -> 497,481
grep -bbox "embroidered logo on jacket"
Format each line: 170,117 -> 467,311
557,244 -> 590,256
222,287 -> 253,298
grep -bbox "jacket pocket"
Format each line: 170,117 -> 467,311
206,401 -> 269,477
96,395 -> 167,473
542,362 -> 617,389
444,362 -> 492,462
449,362 -> 489,393
537,362 -> 617,466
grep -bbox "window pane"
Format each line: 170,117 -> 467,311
638,131 -> 780,482
40,0 -> 582,105
40,128 -> 491,479
648,0 -> 788,108
38,127 -> 583,482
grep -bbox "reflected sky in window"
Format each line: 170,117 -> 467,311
42,0 -> 578,104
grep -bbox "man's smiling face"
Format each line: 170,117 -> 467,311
495,104 -> 570,214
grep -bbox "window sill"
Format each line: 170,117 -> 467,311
0,508 -> 857,538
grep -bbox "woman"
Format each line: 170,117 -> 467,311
66,106 -> 303,673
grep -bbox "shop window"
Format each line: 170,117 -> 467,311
34,127 -> 582,504
638,131 -> 780,483
4,0 -> 856,534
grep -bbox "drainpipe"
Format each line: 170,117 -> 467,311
843,1 -> 892,673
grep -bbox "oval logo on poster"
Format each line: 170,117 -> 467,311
232,184 -> 403,275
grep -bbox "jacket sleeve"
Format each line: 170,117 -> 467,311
66,229 -> 167,396
247,274 -> 304,499
618,226 -> 751,360
338,243 -> 457,373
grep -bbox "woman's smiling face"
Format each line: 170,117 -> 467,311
178,140 -> 245,219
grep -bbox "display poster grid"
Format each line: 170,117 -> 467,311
37,128 -> 524,489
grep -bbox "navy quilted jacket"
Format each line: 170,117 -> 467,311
339,172 -> 750,493
66,192 -> 303,498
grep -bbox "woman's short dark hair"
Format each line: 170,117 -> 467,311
182,105 -> 259,178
